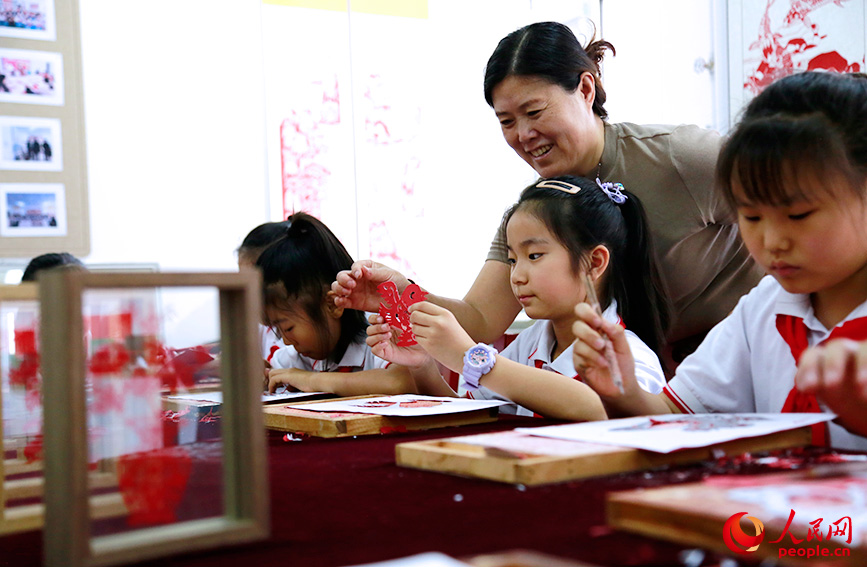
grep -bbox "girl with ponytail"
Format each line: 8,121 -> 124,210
257,212 -> 416,396
368,176 -> 669,421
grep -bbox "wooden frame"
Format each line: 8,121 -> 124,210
39,271 -> 269,567
1,283 -> 42,534
1,283 -> 127,536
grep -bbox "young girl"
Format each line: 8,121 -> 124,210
258,212 -> 416,396
369,175 -> 670,421
572,71 -> 867,450
237,220 -> 291,362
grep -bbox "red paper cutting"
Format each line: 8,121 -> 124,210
117,447 -> 192,526
377,282 -> 427,347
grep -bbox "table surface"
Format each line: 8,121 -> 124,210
1,415 -> 838,567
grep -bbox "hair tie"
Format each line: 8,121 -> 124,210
596,177 -> 628,204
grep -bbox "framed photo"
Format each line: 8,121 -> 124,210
0,183 -> 67,237
0,116 -> 62,171
727,0 -> 867,125
0,0 -> 57,41
0,47 -> 64,106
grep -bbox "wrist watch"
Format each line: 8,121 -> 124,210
462,343 -> 498,391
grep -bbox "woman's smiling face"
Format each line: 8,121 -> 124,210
492,74 -> 602,179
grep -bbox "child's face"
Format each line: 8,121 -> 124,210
266,306 -> 339,361
506,210 -> 586,322
733,180 -> 867,299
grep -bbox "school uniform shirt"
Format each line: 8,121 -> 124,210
466,302 -> 666,416
269,338 -> 389,373
260,324 -> 283,364
664,275 -> 867,451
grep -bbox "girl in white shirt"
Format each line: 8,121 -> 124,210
572,71 -> 867,450
369,175 -> 670,420
260,213 -> 416,396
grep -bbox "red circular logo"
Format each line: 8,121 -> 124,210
723,512 -> 765,554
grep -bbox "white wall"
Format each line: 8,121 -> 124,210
71,0 -> 720,286
78,0 -> 269,272
601,0 -> 718,130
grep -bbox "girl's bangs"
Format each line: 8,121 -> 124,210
726,115 -> 855,206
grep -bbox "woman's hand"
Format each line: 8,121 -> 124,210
409,302 -> 476,373
331,260 -> 411,312
366,313 -> 432,369
572,303 -> 638,399
796,338 -> 867,437
266,368 -> 316,394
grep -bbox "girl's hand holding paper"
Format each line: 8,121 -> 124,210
408,301 -> 476,374
366,313 -> 432,370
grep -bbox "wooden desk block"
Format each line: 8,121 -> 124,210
263,396 -> 499,438
607,465 -> 867,566
396,426 -> 813,485
466,550 -> 600,566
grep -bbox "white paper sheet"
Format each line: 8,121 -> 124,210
285,394 -> 507,417
167,389 -> 327,405
342,552 -> 469,567
517,413 -> 835,454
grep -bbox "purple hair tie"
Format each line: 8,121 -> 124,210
596,177 -> 628,204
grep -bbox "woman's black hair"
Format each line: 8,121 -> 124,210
503,176 -> 671,359
21,252 -> 85,282
237,220 -> 291,265
256,212 -> 367,364
483,21 -> 615,119
717,71 -> 867,206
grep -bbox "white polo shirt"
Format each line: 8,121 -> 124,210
467,302 -> 666,416
270,339 -> 389,373
665,276 -> 867,451
259,324 -> 283,363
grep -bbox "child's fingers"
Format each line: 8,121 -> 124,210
368,313 -> 384,325
856,342 -> 867,398
795,346 -> 822,393
267,373 -> 281,394
572,319 -> 606,353
572,335 -> 609,369
408,300 -> 442,316
820,339 -> 857,390
365,325 -> 391,348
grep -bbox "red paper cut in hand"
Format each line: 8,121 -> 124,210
377,282 -> 428,347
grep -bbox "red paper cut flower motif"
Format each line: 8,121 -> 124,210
377,282 -> 428,347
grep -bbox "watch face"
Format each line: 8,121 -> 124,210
468,347 -> 490,366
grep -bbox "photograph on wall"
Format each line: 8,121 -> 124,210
0,48 -> 64,106
0,183 -> 67,237
0,0 -> 56,41
0,115 -> 62,171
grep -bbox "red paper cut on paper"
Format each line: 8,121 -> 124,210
398,399 -> 443,408
377,282 -> 428,346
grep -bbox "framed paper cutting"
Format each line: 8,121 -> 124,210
39,270 -> 269,567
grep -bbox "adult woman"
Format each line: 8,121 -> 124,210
334,21 -> 764,354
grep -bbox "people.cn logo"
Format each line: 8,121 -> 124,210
723,512 -> 766,554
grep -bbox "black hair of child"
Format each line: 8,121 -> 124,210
256,212 -> 368,364
503,175 -> 671,359
717,71 -> 867,207
21,252 -> 85,282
